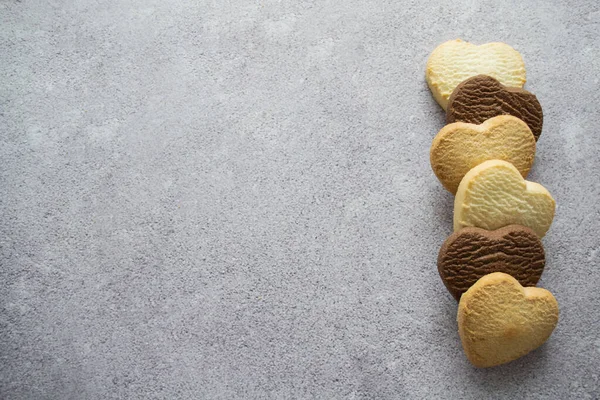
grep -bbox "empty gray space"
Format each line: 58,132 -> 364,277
1,0 -> 599,398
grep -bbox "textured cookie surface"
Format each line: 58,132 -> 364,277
446,75 -> 543,141
454,160 -> 555,237
458,272 -> 558,368
438,225 -> 545,301
426,39 -> 526,110
430,115 -> 535,194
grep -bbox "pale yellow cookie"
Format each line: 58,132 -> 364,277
430,115 -> 536,194
454,160 -> 555,237
426,39 -> 526,109
458,272 -> 559,368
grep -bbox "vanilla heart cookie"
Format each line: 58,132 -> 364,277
426,39 -> 526,109
430,115 -> 536,194
454,160 -> 555,237
458,272 -> 559,368
438,225 -> 545,301
446,75 -> 544,141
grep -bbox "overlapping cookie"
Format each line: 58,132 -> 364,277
438,225 -> 545,301
446,75 -> 544,141
458,272 -> 559,368
426,39 -> 526,109
454,160 -> 555,238
424,40 -> 560,369
430,115 -> 536,194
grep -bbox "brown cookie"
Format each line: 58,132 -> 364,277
438,225 -> 545,301
446,75 -> 543,141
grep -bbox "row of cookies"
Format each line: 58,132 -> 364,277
426,39 -> 559,368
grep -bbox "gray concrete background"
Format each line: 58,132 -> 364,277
1,0 -> 599,398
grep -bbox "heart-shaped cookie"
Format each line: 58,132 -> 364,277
430,115 -> 536,194
438,225 -> 545,301
458,272 -> 559,368
454,160 -> 555,237
426,39 -> 526,110
446,75 -> 544,141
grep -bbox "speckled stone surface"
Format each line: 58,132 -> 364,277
1,0 -> 599,398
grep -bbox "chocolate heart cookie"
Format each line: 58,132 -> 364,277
438,225 -> 545,301
446,75 -> 543,141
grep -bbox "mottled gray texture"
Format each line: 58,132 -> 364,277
1,0 -> 599,398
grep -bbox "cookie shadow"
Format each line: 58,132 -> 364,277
463,344 -> 553,391
431,186 -> 454,233
422,79 -> 448,127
